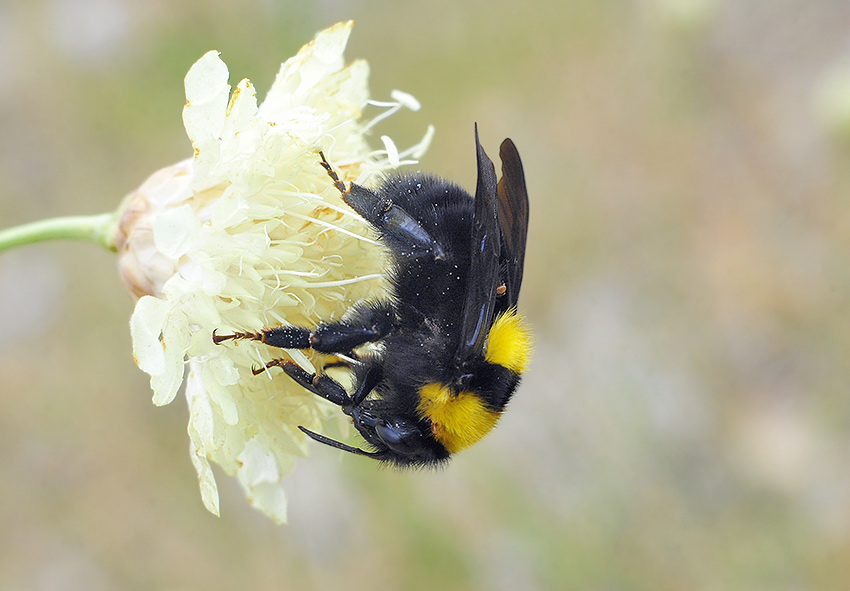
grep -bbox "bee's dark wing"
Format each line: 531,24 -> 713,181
495,138 -> 529,311
456,125 -> 501,364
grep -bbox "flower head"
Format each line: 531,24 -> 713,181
117,21 -> 432,522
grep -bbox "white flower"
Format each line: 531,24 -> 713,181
116,21 -> 433,523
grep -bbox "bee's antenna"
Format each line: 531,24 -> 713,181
298,426 -> 384,459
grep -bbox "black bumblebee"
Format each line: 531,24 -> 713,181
214,125 -> 531,467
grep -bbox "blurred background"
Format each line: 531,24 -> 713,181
2,0 -> 850,589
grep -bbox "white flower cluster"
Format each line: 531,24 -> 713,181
116,22 -> 432,522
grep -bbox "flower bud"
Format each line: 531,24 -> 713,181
115,160 -> 193,298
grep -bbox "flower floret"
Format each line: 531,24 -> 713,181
123,21 -> 431,523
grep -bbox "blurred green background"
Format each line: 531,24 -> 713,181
2,0 -> 850,589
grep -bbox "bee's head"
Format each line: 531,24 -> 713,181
299,401 -> 450,468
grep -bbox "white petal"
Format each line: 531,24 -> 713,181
189,441 -> 221,517
186,366 -> 216,443
265,105 -> 330,129
225,79 -> 259,130
259,21 -> 353,118
209,190 -> 249,227
178,259 -> 227,296
206,381 -> 239,426
131,296 -> 186,405
218,79 -> 265,170
206,353 -> 240,386
310,21 -> 353,67
183,51 -> 230,145
245,481 -> 288,524
236,438 -> 288,523
130,295 -> 169,375
153,204 -> 201,259
149,361 -> 186,407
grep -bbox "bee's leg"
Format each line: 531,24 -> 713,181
278,360 -> 351,407
318,152 -> 445,260
260,308 -> 391,353
213,302 -> 396,354
279,359 -> 381,409
350,364 -> 382,406
252,358 -> 284,375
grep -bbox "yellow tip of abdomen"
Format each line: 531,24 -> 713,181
484,309 -> 532,374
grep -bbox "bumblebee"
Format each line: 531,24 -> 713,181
214,126 -> 531,467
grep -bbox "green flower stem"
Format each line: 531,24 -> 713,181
0,212 -> 119,254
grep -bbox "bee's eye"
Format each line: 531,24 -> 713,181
375,419 -> 423,455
